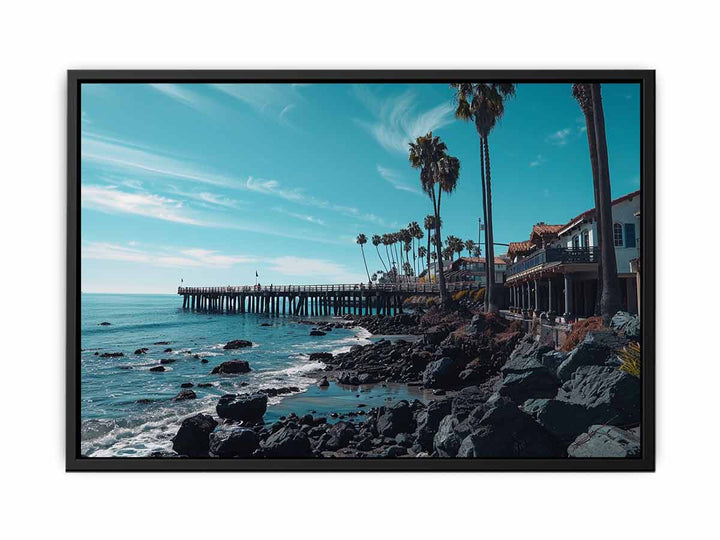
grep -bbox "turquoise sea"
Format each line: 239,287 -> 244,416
80,293 -> 428,457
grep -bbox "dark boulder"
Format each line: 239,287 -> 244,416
451,385 -> 492,420
504,337 -> 554,372
216,393 -> 268,422
154,341 -> 170,345
209,426 -> 259,457
317,376 -> 329,388
610,311 -> 641,339
149,366 -> 165,372
160,358 -> 176,365
309,352 -> 333,362
423,325 -> 451,346
336,371 -> 360,385
384,445 -> 407,457
262,426 -> 313,457
172,414 -> 218,457
164,348 -> 173,353
456,398 -> 565,458
99,322 -> 111,326
173,389 -> 197,401
498,369 -> 560,403
556,334 -> 618,381
99,352 -> 124,358
560,365 -> 640,426
376,400 -> 414,437
223,339 -> 253,350
309,330 -> 326,336
568,425 -> 641,458
180,382 -> 194,388
422,357 -> 458,389
134,348 -> 149,355
433,414 -> 475,457
523,398 -> 598,444
323,421 -> 357,451
211,360 -> 251,375
414,398 -> 452,452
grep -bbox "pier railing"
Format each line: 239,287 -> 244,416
178,281 -> 482,295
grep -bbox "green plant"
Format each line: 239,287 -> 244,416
618,342 -> 641,377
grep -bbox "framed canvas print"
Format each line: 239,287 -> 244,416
67,70 -> 655,471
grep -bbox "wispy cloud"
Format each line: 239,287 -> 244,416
212,83 -> 303,126
246,176 -> 389,227
82,133 -> 238,188
529,154 -> 545,167
376,165 -> 421,194
149,84 -> 215,114
82,185 -> 206,226
273,207 -> 325,226
547,128 -> 572,147
355,88 -> 454,154
82,242 -> 365,282
82,242 -> 257,268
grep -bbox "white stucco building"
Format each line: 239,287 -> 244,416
504,190 -> 640,320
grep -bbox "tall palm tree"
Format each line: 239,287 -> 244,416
423,214 -> 436,279
372,234 -> 389,273
573,83 -> 603,315
356,233 -> 371,283
452,83 -> 515,314
465,239 -> 476,258
418,246 -> 427,274
589,83 -> 623,323
409,132 -> 460,307
446,235 -> 464,261
409,221 -> 423,276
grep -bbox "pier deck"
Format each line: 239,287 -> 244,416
177,281 -> 481,316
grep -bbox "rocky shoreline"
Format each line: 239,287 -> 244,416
159,307 -> 642,459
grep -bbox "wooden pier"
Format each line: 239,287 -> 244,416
177,282 -> 481,317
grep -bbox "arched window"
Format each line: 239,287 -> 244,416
613,223 -> 624,247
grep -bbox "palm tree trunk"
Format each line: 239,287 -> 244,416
432,188 -> 449,307
427,233 -> 431,281
376,246 -> 388,273
360,245 -> 371,283
483,136 -> 498,313
590,83 -> 622,324
478,136 -> 490,311
581,104 -> 604,316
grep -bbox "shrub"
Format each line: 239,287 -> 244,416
452,290 -> 469,301
561,316 -> 604,352
618,342 -> 641,377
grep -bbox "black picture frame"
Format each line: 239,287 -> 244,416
67,69 -> 655,472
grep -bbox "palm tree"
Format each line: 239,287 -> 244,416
452,83 -> 515,313
423,214 -> 436,279
372,234 -> 389,273
403,240 -> 412,275
446,235 -> 464,261
382,234 -> 395,277
409,221 -> 423,276
589,83 -> 623,323
409,132 -> 460,307
465,239 -> 476,258
418,246 -> 427,274
573,83 -> 603,316
356,233 -> 371,283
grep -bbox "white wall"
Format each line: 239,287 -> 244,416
2,2 -> 715,539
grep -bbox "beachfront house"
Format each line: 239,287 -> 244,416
445,257 -> 507,287
505,190 -> 640,321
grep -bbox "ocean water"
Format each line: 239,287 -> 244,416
80,293 -> 427,457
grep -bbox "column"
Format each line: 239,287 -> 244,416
563,274 -> 573,320
547,277 -> 555,320
533,279 -> 540,317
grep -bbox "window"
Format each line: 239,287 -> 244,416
624,223 -> 637,248
572,235 -> 580,248
582,230 -> 590,248
613,223 -> 624,247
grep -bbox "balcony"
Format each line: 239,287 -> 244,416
506,247 -> 600,278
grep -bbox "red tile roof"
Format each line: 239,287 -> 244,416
531,223 -> 564,237
507,241 -> 535,257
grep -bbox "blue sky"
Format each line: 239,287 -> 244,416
80,82 -> 640,293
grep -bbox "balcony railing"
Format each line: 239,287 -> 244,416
506,247 -> 600,277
